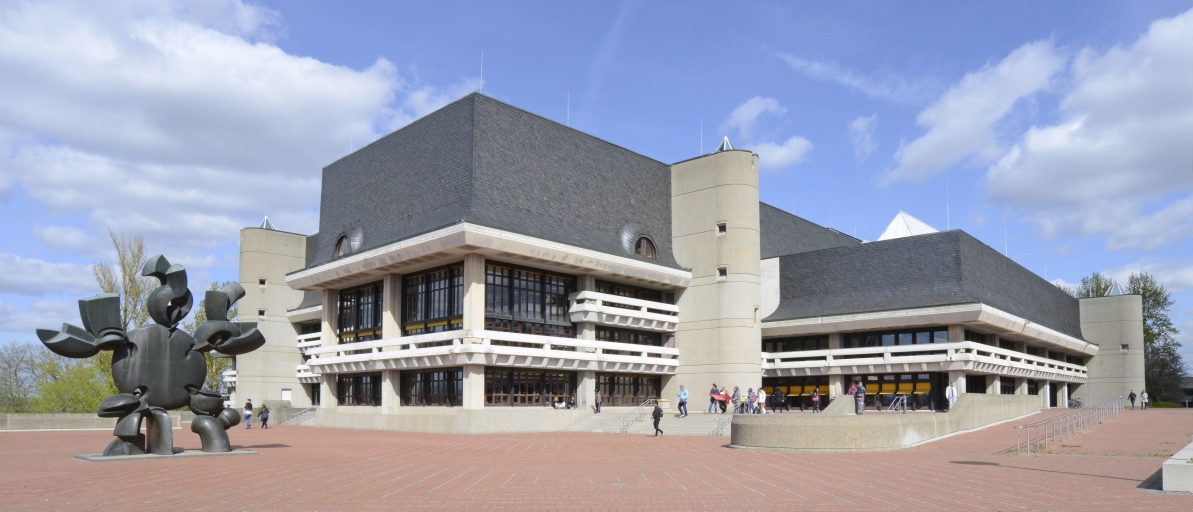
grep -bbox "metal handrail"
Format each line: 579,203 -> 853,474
1015,396 -> 1123,455
617,398 -> 658,434
709,408 -> 736,436
884,395 -> 908,414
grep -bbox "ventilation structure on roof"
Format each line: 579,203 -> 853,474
258,216 -> 275,230
1106,280 -> 1126,296
877,211 -> 938,241
715,136 -> 734,153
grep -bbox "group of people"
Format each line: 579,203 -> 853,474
241,399 -> 270,429
688,383 -> 824,417
1128,389 -> 1150,409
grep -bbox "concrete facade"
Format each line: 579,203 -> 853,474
1076,295 -> 1146,405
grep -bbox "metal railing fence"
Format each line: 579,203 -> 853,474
1015,396 -> 1123,455
617,398 -> 658,434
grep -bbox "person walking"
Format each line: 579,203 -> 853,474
260,405 -> 270,429
652,403 -> 665,437
595,392 -> 602,414
811,388 -> 821,413
1141,389 -> 1149,410
718,387 -> 729,414
747,388 -> 757,414
855,381 -> 866,415
1128,390 -> 1137,409
757,387 -> 767,414
677,385 -> 689,418
707,383 -> 719,414
946,381 -> 958,411
775,388 -> 788,413
731,387 -> 741,414
243,399 -> 253,429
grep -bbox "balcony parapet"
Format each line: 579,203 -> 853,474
296,332 -> 322,353
761,341 -> 1088,383
221,370 -> 237,384
296,364 -> 319,383
298,329 -> 679,376
567,291 -> 678,332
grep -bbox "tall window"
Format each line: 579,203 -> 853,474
484,368 -> 575,406
337,282 -> 383,343
402,264 -> 463,335
484,263 -> 574,338
402,368 -> 463,406
336,373 -> 381,406
635,237 -> 656,259
334,235 -> 350,257
595,373 -> 660,406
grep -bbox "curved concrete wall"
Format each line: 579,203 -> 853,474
730,394 -> 1040,452
311,407 -> 590,434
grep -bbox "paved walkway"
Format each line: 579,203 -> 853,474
2,408 -> 1191,510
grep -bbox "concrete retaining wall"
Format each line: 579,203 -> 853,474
730,394 -> 1040,452
1162,435 -> 1193,492
312,407 -> 590,434
1,413 -> 183,430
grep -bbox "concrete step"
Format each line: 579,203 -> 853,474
281,408 -> 317,426
566,410 -> 732,436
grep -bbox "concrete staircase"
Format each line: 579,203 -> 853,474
280,408 -> 317,426
566,410 -> 732,436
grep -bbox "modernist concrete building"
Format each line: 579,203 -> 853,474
228,93 -> 1144,432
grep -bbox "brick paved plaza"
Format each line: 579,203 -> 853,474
2,409 -> 1192,510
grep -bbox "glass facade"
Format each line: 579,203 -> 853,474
484,263 -> 574,337
763,336 -> 828,353
762,377 -> 831,410
596,326 -> 662,350
595,280 -> 664,303
337,282 -> 384,343
843,328 -> 949,348
401,367 -> 463,406
484,369 -> 575,406
595,373 -> 660,406
1000,377 -> 1016,395
336,372 -> 381,406
846,373 -> 946,411
403,264 -> 464,335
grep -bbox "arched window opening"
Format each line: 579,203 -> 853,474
635,237 -> 656,259
334,235 -> 350,257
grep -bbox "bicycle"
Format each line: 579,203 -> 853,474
1067,398 -> 1084,409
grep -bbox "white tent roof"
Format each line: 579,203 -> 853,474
877,211 -> 938,241
1106,279 -> 1126,296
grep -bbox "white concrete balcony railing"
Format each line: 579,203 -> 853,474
299,329 -> 679,376
221,370 -> 237,384
567,291 -> 678,332
296,364 -> 319,384
762,341 -> 1088,383
296,332 -> 322,353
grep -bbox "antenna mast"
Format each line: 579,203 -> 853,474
479,50 -> 484,93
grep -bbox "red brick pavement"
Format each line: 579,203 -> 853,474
2,409 -> 1192,511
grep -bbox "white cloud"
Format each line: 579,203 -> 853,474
0,0 -> 475,260
0,254 -> 98,296
773,52 -> 925,103
32,225 -> 92,252
720,96 -> 813,173
986,9 -> 1193,250
0,298 -> 80,334
848,115 -> 877,161
885,40 -> 1064,184
1104,259 -> 1193,293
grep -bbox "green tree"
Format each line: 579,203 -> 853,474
89,230 -> 157,397
32,351 -> 112,413
1126,273 -> 1186,401
183,281 -> 239,393
1075,272 -> 1114,298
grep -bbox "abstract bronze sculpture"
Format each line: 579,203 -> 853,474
36,255 -> 265,456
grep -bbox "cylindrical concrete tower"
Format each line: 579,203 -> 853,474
668,149 -> 762,399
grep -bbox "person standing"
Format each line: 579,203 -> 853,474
707,383 -> 719,414
1128,390 -> 1137,409
757,387 -> 767,414
718,387 -> 729,414
1141,389 -> 1149,410
652,403 -> 665,437
775,388 -> 788,413
946,381 -> 958,411
260,405 -> 270,429
677,385 -> 689,418
243,399 -> 253,428
855,381 -> 866,415
811,388 -> 821,413
595,392 -> 602,414
747,388 -> 757,414
731,387 -> 741,414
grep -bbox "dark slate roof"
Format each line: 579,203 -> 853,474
292,291 -> 322,311
308,93 -> 679,270
764,230 -> 1085,340
759,202 -> 861,258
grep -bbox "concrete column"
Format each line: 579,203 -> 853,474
1016,378 -> 1028,395
321,289 -> 338,346
382,369 -> 400,412
829,374 -> 843,399
947,325 -> 965,342
462,254 -> 486,334
988,376 -> 1000,394
828,333 -> 842,350
321,373 -> 336,409
576,274 -> 597,342
1058,382 -> 1069,409
1042,381 -> 1052,408
382,273 -> 402,339
577,370 -> 596,410
462,364 -> 485,409
949,370 -> 966,394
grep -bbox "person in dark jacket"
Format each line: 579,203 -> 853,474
652,403 -> 665,437
260,405 -> 270,429
1128,390 -> 1137,409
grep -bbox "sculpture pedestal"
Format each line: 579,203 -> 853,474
73,449 -> 257,463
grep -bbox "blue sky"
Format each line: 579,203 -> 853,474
2,1 -> 1192,361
